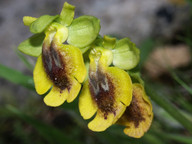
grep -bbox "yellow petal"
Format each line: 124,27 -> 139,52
136,83 -> 153,113
44,86 -> 68,107
33,55 -> 52,95
88,101 -> 126,132
40,43 -> 86,105
79,81 -> 97,119
88,110 -> 114,132
123,113 -> 153,138
103,67 -> 132,124
107,67 -> 132,106
112,101 -> 127,123
60,44 -> 86,83
67,76 -> 81,103
118,83 -> 153,138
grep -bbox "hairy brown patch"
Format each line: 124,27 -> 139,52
89,68 -> 116,119
124,92 -> 145,128
42,42 -> 71,91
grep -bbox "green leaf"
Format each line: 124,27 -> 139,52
145,83 -> 192,134
112,38 -> 140,70
152,130 -> 192,144
59,2 -> 75,26
139,38 -> 155,68
0,64 -> 34,90
30,15 -> 59,34
67,15 -> 100,48
143,134 -> 165,144
171,71 -> 192,95
18,33 -> 45,57
16,50 -> 33,71
6,105 -> 82,144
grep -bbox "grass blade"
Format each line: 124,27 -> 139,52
16,50 -> 34,71
139,38 -> 155,68
171,72 -> 192,95
6,105 -> 82,144
153,131 -> 192,144
145,83 -> 192,134
0,64 -> 34,90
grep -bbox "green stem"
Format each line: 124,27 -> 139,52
171,72 -> 192,95
145,84 -> 192,134
128,71 -> 144,86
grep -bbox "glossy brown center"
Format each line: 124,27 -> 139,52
89,68 -> 116,119
42,42 -> 71,91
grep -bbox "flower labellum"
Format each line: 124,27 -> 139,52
117,83 -> 153,138
34,23 -> 86,107
79,47 -> 133,131
20,2 -> 101,107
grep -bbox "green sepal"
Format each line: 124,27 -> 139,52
23,16 -> 37,26
94,35 -> 103,47
48,22 -> 68,44
58,2 -> 75,26
112,38 -> 140,70
67,15 -> 100,48
128,71 -> 144,86
30,15 -> 59,33
80,35 -> 103,54
18,33 -> 45,57
80,46 -> 91,54
102,35 -> 116,49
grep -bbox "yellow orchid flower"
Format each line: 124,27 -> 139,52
79,47 -> 133,132
117,83 -> 153,138
33,23 -> 86,107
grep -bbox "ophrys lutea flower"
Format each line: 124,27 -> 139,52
34,23 -> 86,106
18,2 -> 153,138
79,47 -> 133,131
117,83 -> 153,138
18,2 -> 100,107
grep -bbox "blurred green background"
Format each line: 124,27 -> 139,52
0,0 -> 192,143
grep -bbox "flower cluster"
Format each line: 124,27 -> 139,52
18,2 -> 153,138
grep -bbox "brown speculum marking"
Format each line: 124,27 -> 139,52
124,93 -> 145,128
89,68 -> 116,119
42,42 -> 71,91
